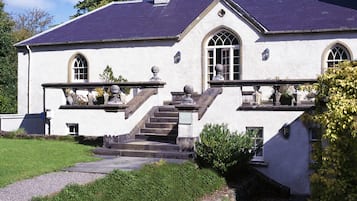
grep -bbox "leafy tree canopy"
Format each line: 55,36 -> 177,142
12,8 -> 53,42
0,0 -> 17,113
310,61 -> 357,201
73,0 -> 127,17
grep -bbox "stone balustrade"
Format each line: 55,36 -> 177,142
209,79 -> 317,110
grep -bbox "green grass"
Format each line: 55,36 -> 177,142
33,161 -> 226,201
0,138 -> 98,187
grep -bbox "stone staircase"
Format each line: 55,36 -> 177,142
135,106 -> 179,144
94,105 -> 195,159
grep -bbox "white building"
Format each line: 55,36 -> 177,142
9,0 -> 357,196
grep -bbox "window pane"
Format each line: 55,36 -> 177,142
206,30 -> 240,81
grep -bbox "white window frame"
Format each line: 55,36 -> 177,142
67,123 -> 79,135
71,54 -> 88,83
246,127 -> 264,161
204,29 -> 240,89
326,44 -> 351,68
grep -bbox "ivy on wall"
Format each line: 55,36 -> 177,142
310,61 -> 357,201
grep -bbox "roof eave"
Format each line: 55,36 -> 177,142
264,28 -> 357,35
15,36 -> 180,47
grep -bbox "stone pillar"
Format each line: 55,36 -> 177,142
175,85 -> 200,151
273,85 -> 281,106
175,105 -> 200,152
150,66 -> 161,81
213,64 -> 224,80
253,85 -> 262,105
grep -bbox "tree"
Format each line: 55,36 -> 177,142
309,61 -> 357,201
12,8 -> 53,42
73,0 -> 126,17
0,0 -> 17,113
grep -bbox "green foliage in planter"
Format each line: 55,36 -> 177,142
309,61 -> 357,201
195,124 -> 255,175
99,65 -> 130,95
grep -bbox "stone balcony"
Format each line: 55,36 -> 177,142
209,79 -> 317,111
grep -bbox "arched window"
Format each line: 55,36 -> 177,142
326,44 -> 351,68
71,54 -> 88,82
206,29 -> 240,81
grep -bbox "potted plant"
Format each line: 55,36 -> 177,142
279,85 -> 295,105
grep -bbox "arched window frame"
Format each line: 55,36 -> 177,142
69,54 -> 89,83
324,43 -> 351,69
203,29 -> 241,89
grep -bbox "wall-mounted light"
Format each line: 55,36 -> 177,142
262,48 -> 270,61
174,51 -> 181,64
218,9 -> 226,17
281,123 -> 290,139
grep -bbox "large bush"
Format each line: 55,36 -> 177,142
309,61 -> 357,201
195,124 -> 255,175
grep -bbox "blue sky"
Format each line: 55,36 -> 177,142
4,0 -> 79,25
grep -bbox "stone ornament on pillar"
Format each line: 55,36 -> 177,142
150,66 -> 161,81
108,85 -> 122,104
213,64 -> 224,80
182,85 -> 194,104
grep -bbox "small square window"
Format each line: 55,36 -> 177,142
246,127 -> 264,161
67,123 -> 79,135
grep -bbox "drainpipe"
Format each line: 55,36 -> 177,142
26,45 -> 31,114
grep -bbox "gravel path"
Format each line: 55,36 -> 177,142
0,171 -> 105,201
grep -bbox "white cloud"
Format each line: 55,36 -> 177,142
62,0 -> 80,5
4,0 -> 54,10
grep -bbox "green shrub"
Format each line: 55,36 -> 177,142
309,61 -> 357,201
195,124 -> 255,175
3,128 -> 27,138
34,162 -> 226,201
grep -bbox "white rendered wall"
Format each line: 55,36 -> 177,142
17,1 -> 357,115
45,88 -> 161,136
0,113 -> 44,134
195,87 -> 310,195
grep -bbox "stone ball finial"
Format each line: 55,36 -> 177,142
183,85 -> 194,95
150,66 -> 161,81
151,66 -> 159,74
110,85 -> 120,94
182,85 -> 194,104
213,64 -> 224,80
215,64 -> 224,73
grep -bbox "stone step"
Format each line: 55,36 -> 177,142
158,106 -> 177,112
154,111 -> 178,118
140,128 -> 178,135
94,147 -> 193,159
145,122 -> 177,129
150,117 -> 178,123
110,141 -> 180,151
135,133 -> 177,143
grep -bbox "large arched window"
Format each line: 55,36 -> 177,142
326,44 -> 351,68
71,54 -> 88,82
206,29 -> 240,81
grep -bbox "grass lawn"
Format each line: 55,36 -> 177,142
33,161 -> 226,201
0,138 -> 98,187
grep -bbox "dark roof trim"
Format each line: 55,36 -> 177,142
15,36 -> 179,47
264,28 -> 357,35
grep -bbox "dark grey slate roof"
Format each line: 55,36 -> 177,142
17,0 -> 357,46
231,0 -> 357,33
17,0 -> 212,46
